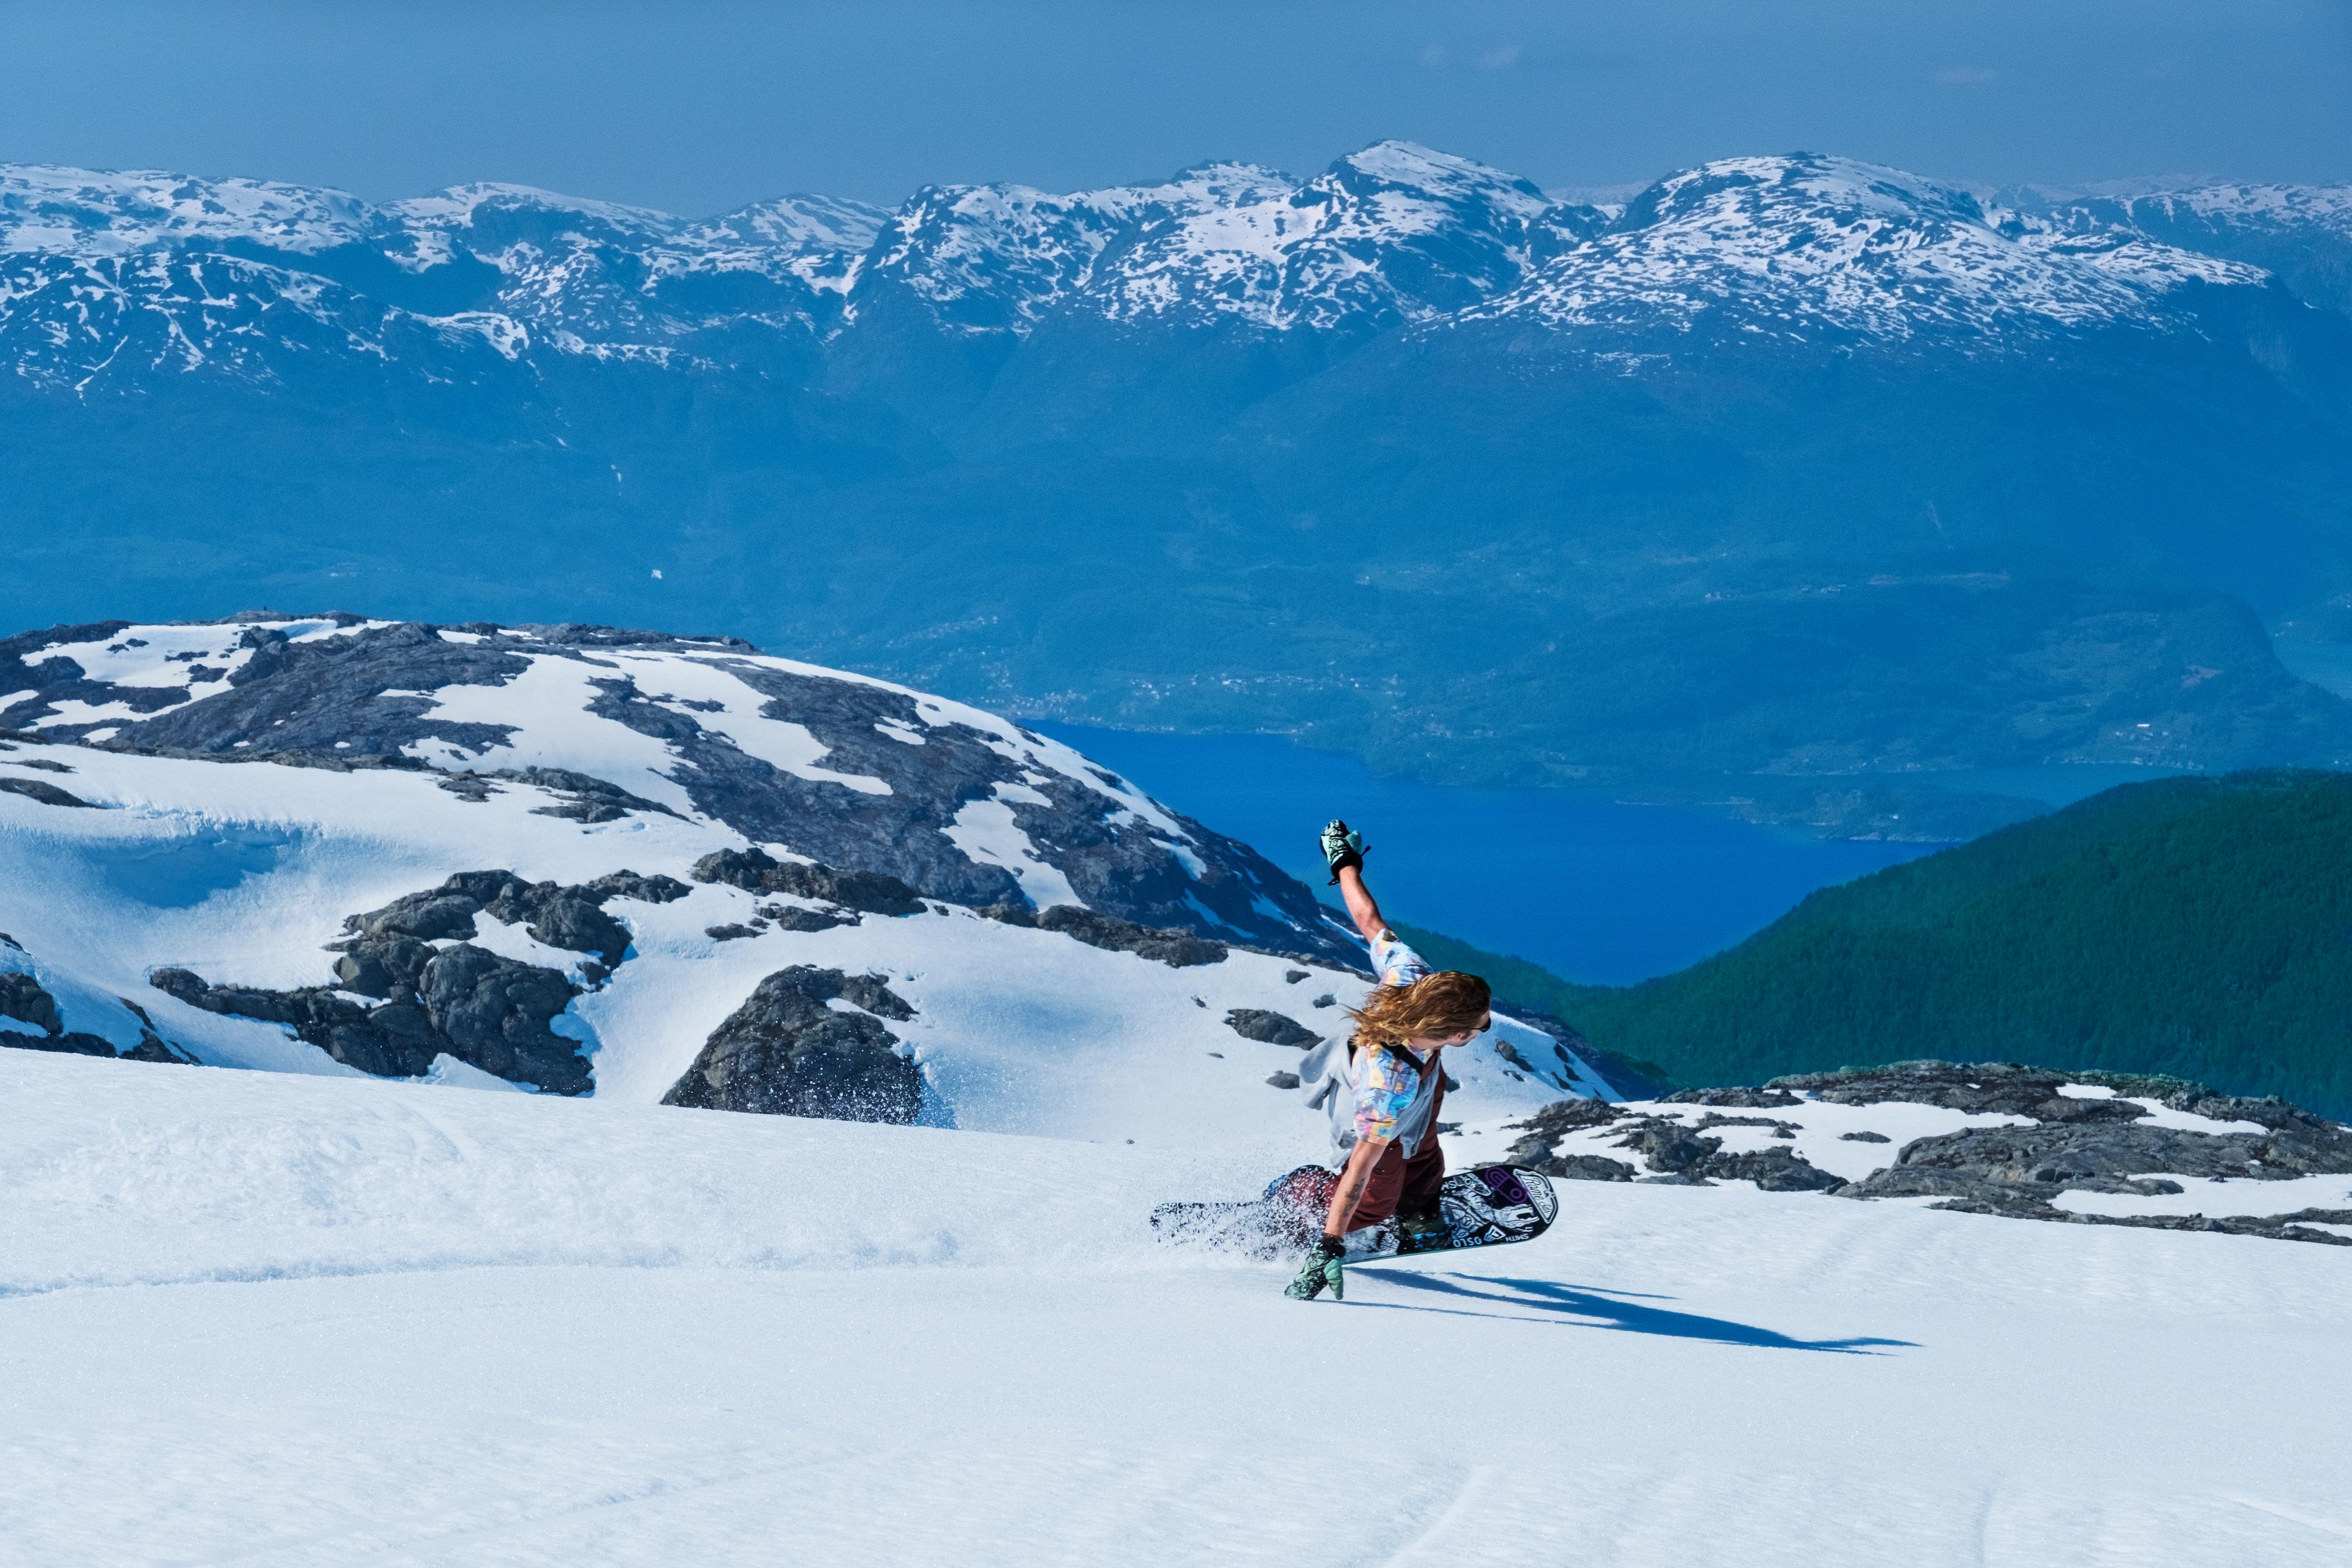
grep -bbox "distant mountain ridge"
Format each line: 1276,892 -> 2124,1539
6,143 -> 2352,825
4,145 -> 2334,389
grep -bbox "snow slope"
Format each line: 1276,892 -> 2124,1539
0,614 -> 1609,1125
6,1048 -> 2349,1566
0,614 -> 1345,951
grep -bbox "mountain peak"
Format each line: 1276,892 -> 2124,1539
0,162 -> 374,256
388,183 -> 684,240
1466,149 -> 2269,349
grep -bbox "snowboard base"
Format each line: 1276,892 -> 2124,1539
1152,1163 -> 1558,1262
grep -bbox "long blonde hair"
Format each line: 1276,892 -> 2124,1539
1348,970 -> 1491,1052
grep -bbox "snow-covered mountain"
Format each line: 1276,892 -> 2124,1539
0,612 -> 1622,1118
2000,178 -> 2352,320
6,144 -> 2325,396
1460,154 -> 2271,350
6,145 -> 2351,827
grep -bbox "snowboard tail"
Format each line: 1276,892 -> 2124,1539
1151,1163 -> 1557,1261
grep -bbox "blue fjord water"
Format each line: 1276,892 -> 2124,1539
1036,725 -> 2067,986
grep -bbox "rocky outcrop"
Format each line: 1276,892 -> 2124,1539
662,967 -> 922,1121
1506,1060 -> 2352,1245
980,901 -> 1229,968
342,867 -> 689,973
0,775 -> 101,808
0,965 -> 195,1063
691,847 -> 925,918
2,970 -> 62,1035
1223,1009 -> 1319,1048
1773,1061 -> 2187,1125
1035,905 -> 1227,967
1665,1086 -> 1802,1109
1504,1096 -> 1839,1191
154,951 -> 586,1091
144,868 -> 687,1092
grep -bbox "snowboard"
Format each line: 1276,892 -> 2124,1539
1151,1162 -> 1558,1262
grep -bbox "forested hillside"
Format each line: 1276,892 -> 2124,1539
1404,771 -> 2352,1118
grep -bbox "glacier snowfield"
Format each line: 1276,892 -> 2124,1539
7,1048 -> 2350,1567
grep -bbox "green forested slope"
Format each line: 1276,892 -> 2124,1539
1405,770 -> 2352,1118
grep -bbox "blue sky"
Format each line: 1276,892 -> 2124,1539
3,1 -> 2344,213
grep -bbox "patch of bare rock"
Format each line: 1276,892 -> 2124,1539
1504,1060 -> 2352,1245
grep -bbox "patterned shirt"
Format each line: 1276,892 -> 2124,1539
1352,929 -> 1436,1144
1367,929 -> 1431,989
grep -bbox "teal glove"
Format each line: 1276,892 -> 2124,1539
1284,1235 -> 1347,1300
1319,820 -> 1368,886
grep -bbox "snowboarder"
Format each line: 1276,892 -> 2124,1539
1284,820 -> 1492,1301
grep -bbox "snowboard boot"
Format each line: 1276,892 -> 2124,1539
1396,1212 -> 1450,1254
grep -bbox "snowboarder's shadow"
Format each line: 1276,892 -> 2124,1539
1350,1269 -> 1917,1354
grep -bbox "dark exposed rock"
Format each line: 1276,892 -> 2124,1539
761,903 -> 860,933
331,937 -> 434,998
583,870 -> 692,905
351,891 -> 481,943
0,777 -> 102,808
706,924 -> 759,942
1768,1060 -> 2164,1125
1284,969 -> 1309,984
154,941 -> 590,1092
1738,1061 -> 2352,1243
1607,1118 -> 1724,1174
526,897 -> 631,965
1265,1071 -> 1302,1090
437,773 -> 498,802
336,868 -> 675,970
1311,993 -> 1336,1008
1223,1008 -> 1319,1048
1666,1086 -> 1802,1109
1491,1039 -> 1540,1079
1841,1130 -> 1893,1143
0,970 -> 199,1066
1703,1147 -> 1844,1192
1884,1118 -> 2352,1187
662,966 -> 921,1121
1549,1154 -> 1640,1182
2,971 -> 64,1035
1692,1113 -> 1804,1139
1508,1098 -> 1623,1142
6,1027 -> 198,1065
690,847 -> 925,917
128,866 -> 677,1091
2,756 -> 74,773
1504,1128 -> 1637,1178
1038,904 -> 1227,967
415,945 -> 584,1088
504,766 -> 680,823
976,902 -> 1036,927
1502,1096 -> 1833,1188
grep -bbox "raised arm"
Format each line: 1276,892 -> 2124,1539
1319,820 -> 1390,944
1334,861 -> 1389,946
